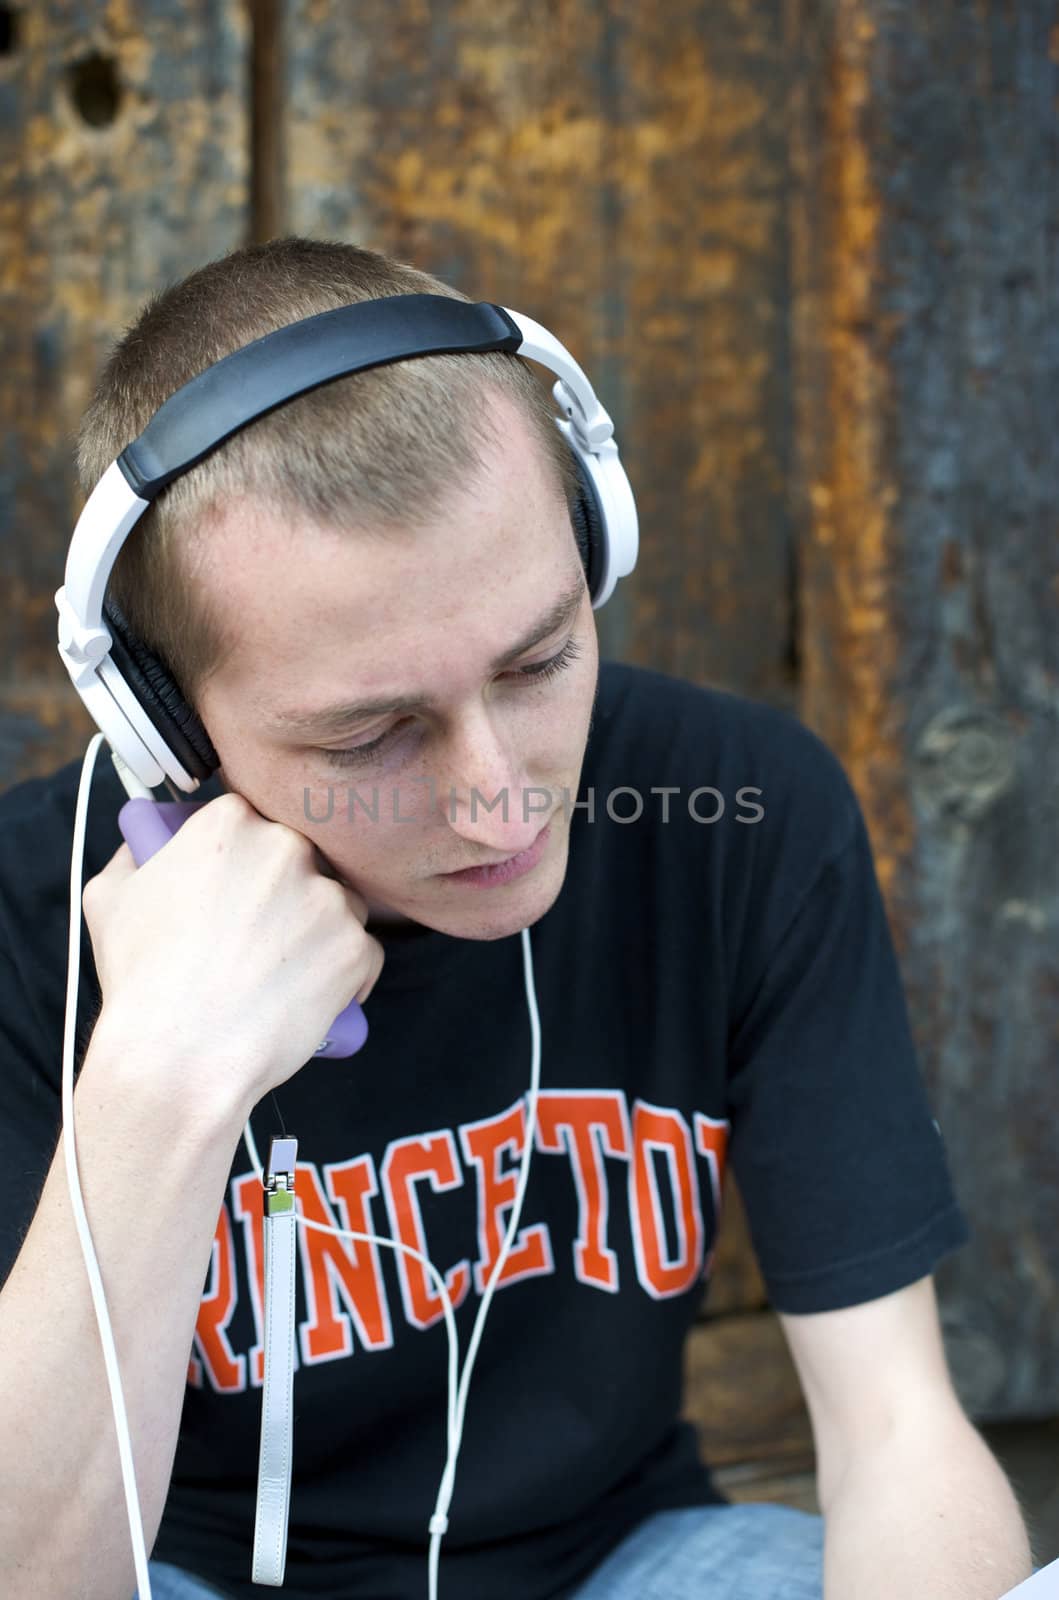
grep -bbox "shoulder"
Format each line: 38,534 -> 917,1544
598,656 -> 845,760
0,752 -> 126,926
592,662 -> 867,984
0,752 -> 129,1065
0,750 -> 115,845
0,753 -> 88,823
595,658 -> 860,854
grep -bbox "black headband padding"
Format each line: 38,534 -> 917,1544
102,595 -> 219,781
570,455 -> 605,602
117,297 -> 524,500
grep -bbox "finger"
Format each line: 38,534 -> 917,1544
355,941 -> 385,1005
312,847 -> 370,922
341,884 -> 370,925
97,840 -> 138,880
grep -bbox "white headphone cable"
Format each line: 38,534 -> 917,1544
63,731 -> 541,1600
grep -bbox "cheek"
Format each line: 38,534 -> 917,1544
301,774 -> 440,842
563,645 -> 599,740
292,803 -> 411,885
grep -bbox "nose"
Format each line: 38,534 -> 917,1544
438,705 -> 550,857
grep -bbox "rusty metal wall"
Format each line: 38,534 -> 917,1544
0,0 -> 1055,1462
0,0 -> 248,768
786,0 -> 1059,1420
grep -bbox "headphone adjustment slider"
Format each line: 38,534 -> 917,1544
552,379 -> 614,450
55,587 -> 112,685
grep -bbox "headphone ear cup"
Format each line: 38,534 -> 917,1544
101,596 -> 220,783
569,452 -> 606,604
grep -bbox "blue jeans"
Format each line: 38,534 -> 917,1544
138,1503 -> 1044,1598
567,1504 -> 825,1598
137,1503 -> 824,1598
133,1561 -> 230,1599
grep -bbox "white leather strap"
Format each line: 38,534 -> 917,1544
251,1137 -> 298,1586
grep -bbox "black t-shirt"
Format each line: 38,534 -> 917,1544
0,660 -> 970,1600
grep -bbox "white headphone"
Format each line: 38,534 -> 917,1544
55,296 -> 639,794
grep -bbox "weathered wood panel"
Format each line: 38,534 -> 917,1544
701,1167 -> 769,1317
682,1307 -> 816,1473
786,0 -> 1059,1417
0,0 -> 249,772
281,0 -> 798,709
713,1460 -> 819,1512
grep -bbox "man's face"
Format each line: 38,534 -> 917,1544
194,394 -> 600,943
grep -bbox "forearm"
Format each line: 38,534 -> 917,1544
0,1013 -> 250,1600
823,1410 -> 1034,1599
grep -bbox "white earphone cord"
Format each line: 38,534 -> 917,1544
64,732 -> 542,1600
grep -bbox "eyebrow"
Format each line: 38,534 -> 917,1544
267,569 -> 586,738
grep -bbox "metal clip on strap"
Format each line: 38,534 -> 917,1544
251,1136 -> 299,1586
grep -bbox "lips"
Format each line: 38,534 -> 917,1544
443,818 -> 552,876
441,820 -> 552,886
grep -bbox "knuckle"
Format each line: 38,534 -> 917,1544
310,873 -> 348,920
199,792 -> 247,841
365,946 -> 386,1002
278,823 -> 314,860
214,791 -> 250,822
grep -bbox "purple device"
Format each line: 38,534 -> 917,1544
116,797 -> 369,1059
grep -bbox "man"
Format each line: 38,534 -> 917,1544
0,237 -> 1035,1600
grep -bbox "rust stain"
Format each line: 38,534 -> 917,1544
799,0 -> 912,907
348,20 -> 774,280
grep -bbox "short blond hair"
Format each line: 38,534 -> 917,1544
76,235 -> 582,710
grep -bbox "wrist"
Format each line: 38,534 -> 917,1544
81,1008 -> 254,1147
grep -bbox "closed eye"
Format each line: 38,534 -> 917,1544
318,637 -> 584,769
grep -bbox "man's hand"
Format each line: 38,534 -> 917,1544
82,792 -> 385,1119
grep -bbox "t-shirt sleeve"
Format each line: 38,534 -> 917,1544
0,795 -> 103,1296
724,749 -> 972,1316
0,938 -> 66,1293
